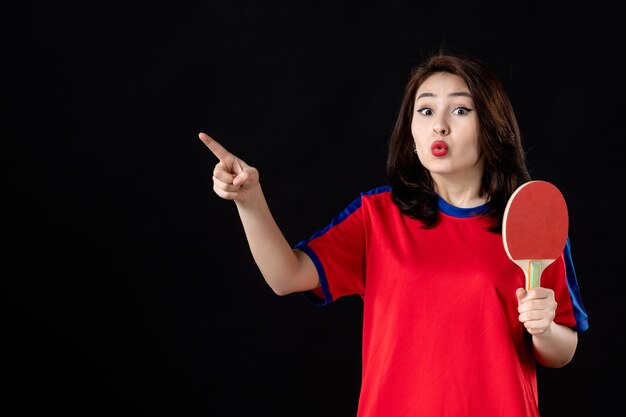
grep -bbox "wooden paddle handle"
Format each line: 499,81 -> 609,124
528,261 -> 541,289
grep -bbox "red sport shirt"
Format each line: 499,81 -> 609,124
294,186 -> 588,417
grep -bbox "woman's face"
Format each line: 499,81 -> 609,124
411,72 -> 484,184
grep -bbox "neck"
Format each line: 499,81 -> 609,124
432,176 -> 486,208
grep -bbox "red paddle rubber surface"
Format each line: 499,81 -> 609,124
503,180 -> 569,261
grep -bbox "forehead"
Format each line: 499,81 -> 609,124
415,72 -> 471,99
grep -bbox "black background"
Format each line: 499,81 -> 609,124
4,1 -> 624,416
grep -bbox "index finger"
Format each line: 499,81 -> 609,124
198,132 -> 230,161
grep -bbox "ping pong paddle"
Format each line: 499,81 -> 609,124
502,180 -> 569,290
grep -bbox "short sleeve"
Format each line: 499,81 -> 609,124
294,193 -> 367,306
544,237 -> 589,332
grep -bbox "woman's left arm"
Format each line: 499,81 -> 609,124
516,287 -> 579,368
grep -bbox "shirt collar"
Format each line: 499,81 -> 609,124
437,196 -> 490,218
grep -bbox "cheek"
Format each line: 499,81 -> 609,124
410,119 -> 426,142
456,125 -> 480,152
458,140 -> 479,158
470,133 -> 481,156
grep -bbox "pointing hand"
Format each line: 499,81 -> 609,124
199,132 -> 260,202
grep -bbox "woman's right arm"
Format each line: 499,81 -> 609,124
199,132 -> 319,295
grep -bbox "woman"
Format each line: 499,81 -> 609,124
199,52 -> 589,417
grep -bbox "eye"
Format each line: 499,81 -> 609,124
417,107 -> 433,116
452,107 -> 473,116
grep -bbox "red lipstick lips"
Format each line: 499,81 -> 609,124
431,140 -> 448,157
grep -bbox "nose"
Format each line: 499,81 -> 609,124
433,117 -> 449,136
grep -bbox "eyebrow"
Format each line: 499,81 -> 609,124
416,91 -> 473,100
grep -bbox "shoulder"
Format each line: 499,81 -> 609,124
332,186 -> 393,220
360,185 -> 393,205
335,186 -> 393,220
358,185 -> 396,214
360,185 -> 392,199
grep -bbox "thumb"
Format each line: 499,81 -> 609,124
233,165 -> 259,186
233,170 -> 249,186
516,288 -> 527,303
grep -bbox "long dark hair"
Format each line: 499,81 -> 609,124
387,52 -> 531,232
